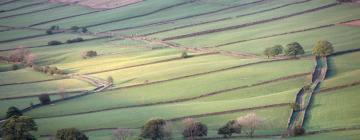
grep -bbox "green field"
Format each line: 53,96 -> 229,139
0,0 -> 359,139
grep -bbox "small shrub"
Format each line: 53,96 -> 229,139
6,106 -> 23,119
67,37 -> 84,43
288,127 -> 305,136
11,64 -> 19,70
56,128 -> 88,140
38,94 -> 51,105
181,51 -> 189,58
48,40 -> 63,46
82,50 -> 97,59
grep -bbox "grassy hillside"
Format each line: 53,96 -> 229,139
0,0 -> 359,139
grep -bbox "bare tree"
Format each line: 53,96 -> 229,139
112,128 -> 134,140
25,53 -> 37,66
182,118 -> 207,140
236,112 -> 264,137
9,46 -> 30,62
58,85 -> 67,99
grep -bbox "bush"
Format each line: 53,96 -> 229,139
312,40 -> 334,57
140,119 -> 169,140
6,106 -> 23,119
181,51 -> 189,58
82,50 -> 97,59
107,76 -> 114,84
288,127 -> 305,136
12,64 -> 19,70
285,42 -> 305,57
48,40 -> 63,46
182,121 -> 208,139
70,26 -> 80,32
67,37 -> 84,43
56,128 -> 88,140
38,94 -> 51,105
1,116 -> 37,140
217,120 -> 241,138
46,29 -> 53,35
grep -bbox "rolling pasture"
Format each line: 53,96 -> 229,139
0,0 -> 359,139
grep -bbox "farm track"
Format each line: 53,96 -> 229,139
1,2 -> 46,13
0,34 -> 49,44
106,0 -> 271,32
121,0 -> 313,35
0,4 -> 69,19
162,3 -> 339,41
33,72 -> 308,119
84,1 -> 195,28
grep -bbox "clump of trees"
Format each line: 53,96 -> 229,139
6,106 -> 23,119
48,40 -> 63,46
3,47 -> 37,67
66,37 -> 84,43
38,94 -> 51,105
81,50 -> 97,59
217,120 -> 241,138
32,65 -> 66,75
70,26 -> 88,33
1,115 -> 38,140
312,40 -> 334,57
56,128 -> 88,140
140,118 -> 171,140
264,45 -> 284,58
236,113 -> 263,137
285,42 -> 305,58
182,118 -> 208,140
46,25 -> 60,35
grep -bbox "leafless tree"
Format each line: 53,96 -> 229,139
58,85 -> 67,99
112,128 -> 134,140
9,46 -> 30,62
182,118 -> 197,140
182,118 -> 207,140
25,53 -> 37,66
236,112 -> 264,137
